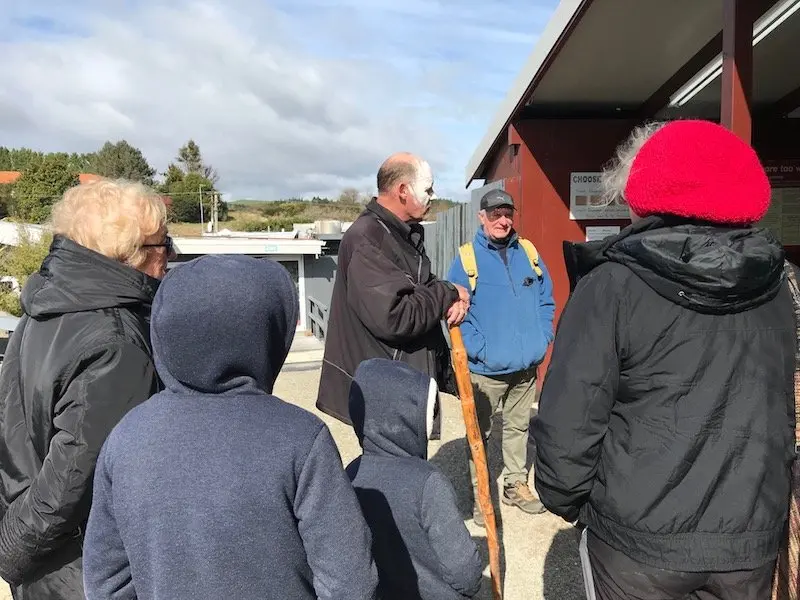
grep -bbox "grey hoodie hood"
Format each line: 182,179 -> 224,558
150,255 -> 298,395
349,358 -> 438,459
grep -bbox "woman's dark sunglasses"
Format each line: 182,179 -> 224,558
142,235 -> 174,254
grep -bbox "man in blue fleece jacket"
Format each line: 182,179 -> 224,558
346,358 -> 483,600
82,255 -> 378,600
447,189 -> 555,526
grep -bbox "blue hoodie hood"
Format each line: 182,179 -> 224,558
349,359 -> 438,460
150,255 -> 298,395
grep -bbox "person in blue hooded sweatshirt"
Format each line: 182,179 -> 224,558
346,358 -> 483,600
81,255 -> 378,600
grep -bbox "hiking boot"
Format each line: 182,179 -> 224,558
473,502 -> 485,528
502,481 -> 546,514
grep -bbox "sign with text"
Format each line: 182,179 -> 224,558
756,186 -> 800,245
585,226 -> 621,242
569,172 -> 629,220
763,159 -> 800,187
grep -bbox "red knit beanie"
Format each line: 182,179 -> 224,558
624,120 -> 771,225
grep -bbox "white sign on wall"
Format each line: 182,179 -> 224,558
569,172 -> 630,220
585,226 -> 621,242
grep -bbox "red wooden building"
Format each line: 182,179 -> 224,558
466,0 -> 800,372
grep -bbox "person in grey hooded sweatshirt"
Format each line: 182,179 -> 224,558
346,358 -> 483,600
81,255 -> 378,600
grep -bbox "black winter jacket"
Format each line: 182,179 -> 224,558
533,216 -> 795,573
317,199 -> 459,425
346,358 -> 482,600
0,235 -> 160,597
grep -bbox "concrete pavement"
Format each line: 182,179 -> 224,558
0,365 -> 584,600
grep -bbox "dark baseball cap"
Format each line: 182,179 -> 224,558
480,189 -> 515,211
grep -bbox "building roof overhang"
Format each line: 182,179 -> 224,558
466,0 -> 800,186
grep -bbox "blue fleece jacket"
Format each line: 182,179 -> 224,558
82,255 -> 378,600
447,228 -> 555,376
346,359 -> 483,600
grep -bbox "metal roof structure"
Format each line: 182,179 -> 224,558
0,221 -> 325,257
466,0 -> 800,186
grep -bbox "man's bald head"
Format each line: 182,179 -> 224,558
376,153 -> 436,222
377,153 -> 424,194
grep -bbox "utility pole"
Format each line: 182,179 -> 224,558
212,192 -> 219,233
199,185 -> 204,233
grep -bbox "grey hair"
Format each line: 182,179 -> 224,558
600,121 -> 667,206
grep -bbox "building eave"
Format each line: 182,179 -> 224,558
464,0 -> 594,187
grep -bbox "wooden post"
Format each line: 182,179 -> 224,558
721,0 -> 756,143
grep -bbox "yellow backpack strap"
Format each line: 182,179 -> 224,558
518,238 -> 544,279
458,242 -> 478,292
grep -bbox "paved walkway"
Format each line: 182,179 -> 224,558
0,366 -> 584,600
283,334 -> 324,371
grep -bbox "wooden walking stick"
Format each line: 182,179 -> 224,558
449,325 -> 502,600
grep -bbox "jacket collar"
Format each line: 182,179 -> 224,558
562,216 -> 665,292
22,234 -> 160,318
475,226 -> 518,250
366,198 -> 425,247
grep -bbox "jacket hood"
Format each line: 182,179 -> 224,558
349,358 -> 438,459
21,235 -> 159,318
563,216 -> 785,314
150,255 -> 298,396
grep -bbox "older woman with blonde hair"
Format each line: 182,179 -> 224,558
0,178 -> 174,600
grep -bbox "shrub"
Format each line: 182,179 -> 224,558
0,228 -> 53,316
236,217 -> 295,232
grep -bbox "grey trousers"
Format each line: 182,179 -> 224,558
467,367 -> 537,491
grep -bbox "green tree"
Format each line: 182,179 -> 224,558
338,187 -> 360,205
13,155 -> 79,223
8,148 -> 45,171
176,140 -> 218,184
0,147 -> 11,171
67,152 -> 95,172
167,172 -> 215,222
0,229 -> 53,316
88,141 -> 155,185
0,148 -> 95,174
159,163 -> 185,193
0,184 -> 14,218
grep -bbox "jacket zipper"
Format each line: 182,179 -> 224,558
504,247 -> 517,296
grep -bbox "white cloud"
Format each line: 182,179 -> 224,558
0,0 -> 554,200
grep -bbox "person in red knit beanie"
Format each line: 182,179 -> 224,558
623,119 -> 771,225
533,119 -> 795,600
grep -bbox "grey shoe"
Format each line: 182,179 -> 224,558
473,502 -> 485,528
502,481 -> 546,514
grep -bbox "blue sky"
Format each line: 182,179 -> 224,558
0,0 -> 556,200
